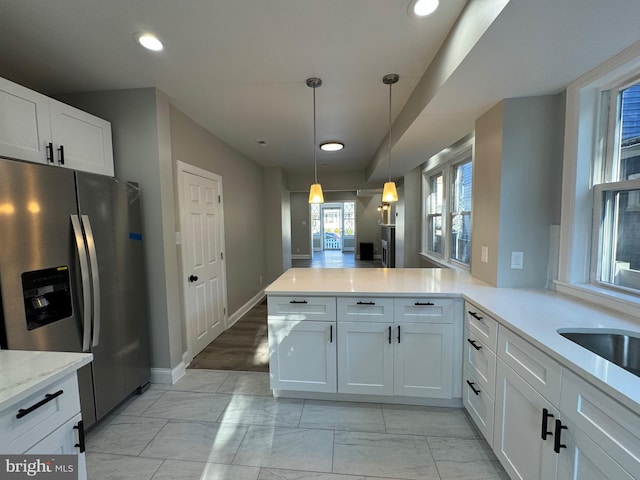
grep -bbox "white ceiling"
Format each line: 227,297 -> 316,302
1,0 -> 640,186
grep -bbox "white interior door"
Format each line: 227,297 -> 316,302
178,162 -> 227,359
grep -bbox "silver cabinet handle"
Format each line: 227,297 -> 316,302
82,215 -> 101,348
71,215 -> 92,352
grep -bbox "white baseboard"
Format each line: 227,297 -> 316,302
227,290 -> 265,328
150,361 -> 186,385
291,254 -> 311,259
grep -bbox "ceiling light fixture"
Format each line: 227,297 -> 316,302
382,74 -> 399,203
307,77 -> 324,204
408,0 -> 439,17
320,141 -> 344,152
136,32 -> 164,51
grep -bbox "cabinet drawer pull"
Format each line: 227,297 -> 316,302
553,419 -> 568,453
74,420 -> 86,453
468,310 -> 484,321
388,326 -> 392,344
541,408 -> 554,440
467,338 -> 482,350
58,144 -> 65,165
289,300 -> 308,304
414,301 -> 434,306
16,389 -> 64,419
466,380 -> 481,396
46,142 -> 54,163
356,301 -> 375,305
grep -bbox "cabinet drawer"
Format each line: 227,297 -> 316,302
463,328 -> 496,397
464,302 -> 498,351
498,328 -> 561,406
0,373 -> 80,453
394,298 -> 455,323
463,368 -> 495,447
560,370 -> 640,476
268,296 -> 336,322
337,297 -> 394,323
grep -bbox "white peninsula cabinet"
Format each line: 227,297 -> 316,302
267,296 -> 337,393
0,76 -> 114,176
268,293 -> 461,404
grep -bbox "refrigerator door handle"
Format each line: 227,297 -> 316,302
71,215 -> 92,352
82,215 -> 101,348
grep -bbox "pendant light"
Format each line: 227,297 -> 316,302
307,77 -> 324,204
382,74 -> 399,203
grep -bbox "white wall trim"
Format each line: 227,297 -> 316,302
291,254 -> 311,260
150,361 -> 186,385
228,290 -> 265,328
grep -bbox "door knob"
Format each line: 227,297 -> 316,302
188,275 -> 198,283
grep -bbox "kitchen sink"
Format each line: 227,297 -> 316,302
558,330 -> 640,378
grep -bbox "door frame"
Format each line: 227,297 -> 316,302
176,160 -> 228,365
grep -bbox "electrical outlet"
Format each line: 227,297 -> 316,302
481,246 -> 488,263
175,232 -> 182,245
511,251 -> 524,269
259,276 -> 263,285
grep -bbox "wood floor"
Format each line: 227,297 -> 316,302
189,299 -> 269,372
189,251 -> 382,372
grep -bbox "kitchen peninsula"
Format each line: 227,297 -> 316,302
266,268 -> 640,479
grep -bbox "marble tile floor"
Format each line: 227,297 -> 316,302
85,369 -> 509,480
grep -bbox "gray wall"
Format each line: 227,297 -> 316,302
57,88 -> 183,370
264,167 -> 291,283
400,166 -> 423,267
290,192 -> 311,256
169,106 -> 266,315
472,94 -> 565,287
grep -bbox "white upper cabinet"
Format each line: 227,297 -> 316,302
49,100 -> 113,176
0,78 -> 51,163
0,77 -> 114,176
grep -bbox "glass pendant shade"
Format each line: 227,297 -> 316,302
382,181 -> 398,203
309,183 -> 325,204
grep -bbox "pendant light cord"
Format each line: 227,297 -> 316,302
313,84 -> 318,184
387,80 -> 392,183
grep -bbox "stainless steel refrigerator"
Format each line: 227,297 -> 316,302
0,158 -> 150,428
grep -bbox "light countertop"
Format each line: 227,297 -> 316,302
0,350 -> 93,412
266,268 -> 640,415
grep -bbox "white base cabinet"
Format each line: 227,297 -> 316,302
393,322 -> 453,398
0,371 -> 87,480
0,76 -> 114,176
495,359 -> 559,480
268,296 -> 337,393
268,319 -> 337,393
268,295 -> 460,403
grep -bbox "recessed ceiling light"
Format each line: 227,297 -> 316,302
320,142 -> 344,152
408,0 -> 439,17
135,32 -> 164,52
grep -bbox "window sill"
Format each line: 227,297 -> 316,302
418,252 -> 470,272
554,281 -> 640,318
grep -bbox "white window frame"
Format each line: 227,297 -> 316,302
557,40 -> 640,317
421,136 -> 474,269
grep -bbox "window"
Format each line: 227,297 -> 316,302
592,81 -> 640,293
422,136 -> 473,267
558,43 -> 640,315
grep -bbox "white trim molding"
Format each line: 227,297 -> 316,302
227,290 -> 265,328
150,362 -> 186,385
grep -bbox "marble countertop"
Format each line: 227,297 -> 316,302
0,350 -> 93,412
266,268 -> 640,415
